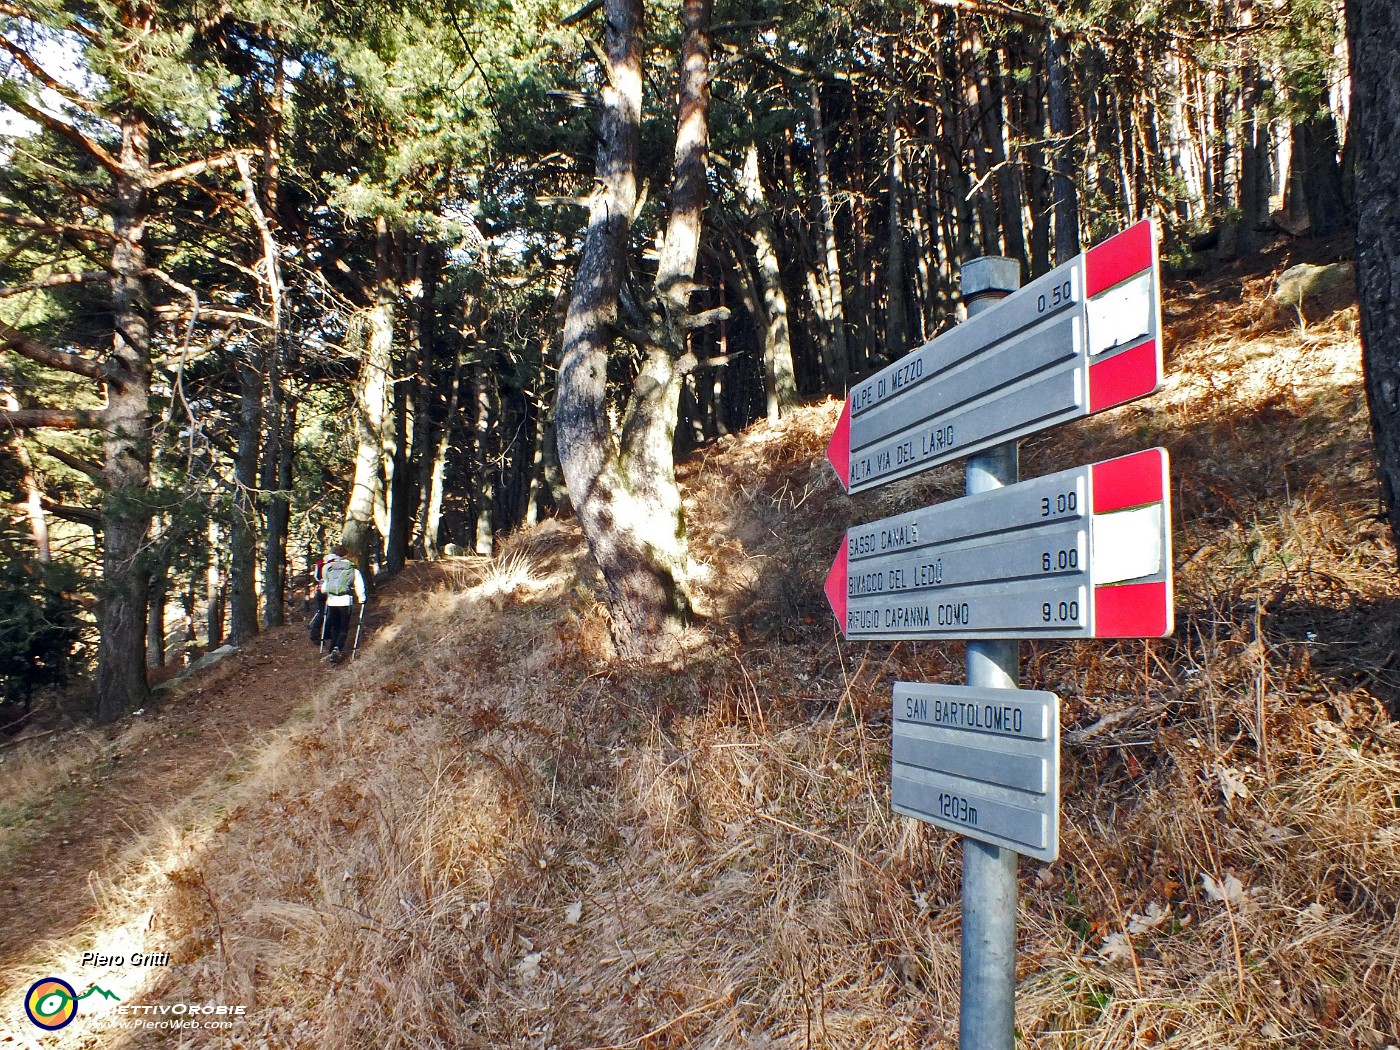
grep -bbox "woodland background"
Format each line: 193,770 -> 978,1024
0,0 -> 1376,724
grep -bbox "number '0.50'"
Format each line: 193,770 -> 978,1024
1036,280 -> 1072,314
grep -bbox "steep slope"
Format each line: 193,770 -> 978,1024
2,255 -> 1397,1050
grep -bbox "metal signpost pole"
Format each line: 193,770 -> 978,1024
821,220 -> 1170,1047
958,256 -> 1022,1050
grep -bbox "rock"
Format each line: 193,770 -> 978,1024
150,644 -> 238,695
443,542 -> 466,557
1272,262 -> 1355,321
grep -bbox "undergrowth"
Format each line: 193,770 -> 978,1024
2,267 -> 1397,1050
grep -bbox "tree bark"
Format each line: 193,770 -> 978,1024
342,217 -> 396,581
94,113 -> 154,722
526,286 -> 570,523
426,357 -> 463,560
885,97 -> 910,361
985,45 -> 1027,271
262,386 -> 294,628
736,142 -> 798,418
473,359 -> 496,557
205,519 -> 224,649
1295,108 -> 1347,237
1349,0 -> 1400,562
236,125 -> 289,628
1047,28 -> 1081,263
147,563 -> 167,668
555,0 -> 715,656
227,360 -> 262,644
808,81 -> 850,392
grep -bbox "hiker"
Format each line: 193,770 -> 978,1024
319,545 -> 366,663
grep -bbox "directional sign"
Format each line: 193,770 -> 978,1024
824,447 -> 1173,641
827,220 -> 1163,493
892,683 -> 1060,861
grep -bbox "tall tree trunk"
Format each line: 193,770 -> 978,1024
473,359 -> 495,557
885,97 -> 910,361
1238,55 -> 1267,252
526,286 -> 569,523
1047,28 -> 1081,263
1349,0 -> 1400,562
147,563 -> 167,669
227,360 -> 262,644
95,114 -> 154,722
422,353 -> 464,560
249,60 -> 290,628
1295,107 -> 1347,237
205,519 -> 224,649
736,142 -> 798,418
398,243 -> 440,563
1022,40 -> 1053,277
986,45 -> 1027,271
3,409 -> 51,563
343,217 -> 396,581
385,352 -> 414,570
263,388 -> 294,627
961,24 -> 999,256
808,81 -> 849,392
554,0 -> 714,656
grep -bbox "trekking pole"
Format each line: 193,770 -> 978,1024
351,601 -> 366,660
319,602 -> 329,655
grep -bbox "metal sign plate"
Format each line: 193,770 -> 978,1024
827,220 -> 1163,493
825,448 -> 1174,641
892,683 -> 1060,860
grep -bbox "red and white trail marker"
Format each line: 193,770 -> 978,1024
824,448 -> 1174,641
827,220 -> 1164,494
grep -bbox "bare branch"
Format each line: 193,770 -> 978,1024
147,150 -> 244,190
0,321 -> 108,380
0,1 -> 103,43
0,36 -> 110,118
233,151 -> 283,332
0,408 -> 101,430
681,305 -> 730,330
39,443 -> 104,481
0,209 -> 115,244
0,93 -> 122,176
560,0 -> 603,25
153,304 -> 275,329
41,499 -> 101,529
0,270 -> 108,299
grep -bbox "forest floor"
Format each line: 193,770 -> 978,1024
3,238 -> 1399,1050
0,587 -> 411,967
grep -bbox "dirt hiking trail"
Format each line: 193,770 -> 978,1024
0,571 -> 419,972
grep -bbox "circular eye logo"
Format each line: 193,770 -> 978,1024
26,977 -> 78,1030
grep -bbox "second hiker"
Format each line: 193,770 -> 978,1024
319,545 -> 366,663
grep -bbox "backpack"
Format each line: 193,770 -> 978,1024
323,558 -> 356,598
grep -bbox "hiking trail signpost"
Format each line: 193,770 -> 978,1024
821,220 -> 1174,1050
826,219 -> 1163,494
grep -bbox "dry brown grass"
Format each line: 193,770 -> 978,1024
4,264 -> 1399,1049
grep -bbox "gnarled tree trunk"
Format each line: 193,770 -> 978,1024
555,0 -> 714,657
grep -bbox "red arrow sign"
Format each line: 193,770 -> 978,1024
826,220 -> 1162,494
824,543 -> 848,630
825,400 -> 851,491
824,448 -> 1173,641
